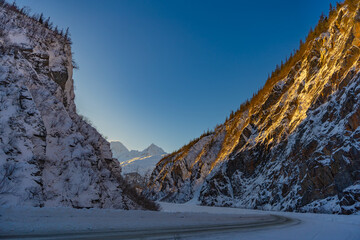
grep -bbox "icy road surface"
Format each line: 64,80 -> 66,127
161,202 -> 360,240
0,202 -> 359,239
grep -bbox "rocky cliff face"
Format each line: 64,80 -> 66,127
0,5 -> 153,209
146,2 -> 360,214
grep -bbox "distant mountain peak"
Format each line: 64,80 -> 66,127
110,141 -> 129,158
142,143 -> 166,156
110,141 -> 166,161
110,141 -> 167,177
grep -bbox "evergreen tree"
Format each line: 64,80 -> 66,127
38,13 -> 44,24
336,2 -> 342,9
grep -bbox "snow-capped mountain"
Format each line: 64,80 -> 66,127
121,155 -> 167,176
142,143 -> 167,157
145,1 -> 360,214
0,3 -> 157,210
110,141 -> 166,176
110,141 -> 131,160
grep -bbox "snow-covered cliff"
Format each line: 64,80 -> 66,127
146,1 -> 360,214
0,4 -> 156,210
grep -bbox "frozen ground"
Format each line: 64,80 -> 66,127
161,202 -> 360,239
0,202 -> 359,239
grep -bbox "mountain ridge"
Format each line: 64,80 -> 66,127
145,0 -> 360,214
110,141 -> 167,176
110,141 -> 166,163
110,141 -> 167,193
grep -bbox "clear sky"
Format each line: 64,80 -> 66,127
15,0 -> 338,152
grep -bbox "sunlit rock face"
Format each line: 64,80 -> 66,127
146,2 -> 360,214
0,5 -> 147,209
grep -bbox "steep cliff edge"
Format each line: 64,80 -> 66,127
0,4 -> 156,210
146,1 -> 360,214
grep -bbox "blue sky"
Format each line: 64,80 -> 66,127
15,0 -> 338,152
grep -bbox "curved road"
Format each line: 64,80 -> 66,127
0,214 -> 298,240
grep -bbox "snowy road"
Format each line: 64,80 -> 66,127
0,214 -> 294,239
161,202 -> 360,240
1,202 -> 359,240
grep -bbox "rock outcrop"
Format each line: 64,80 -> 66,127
146,1 -> 360,214
0,4 -> 156,210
